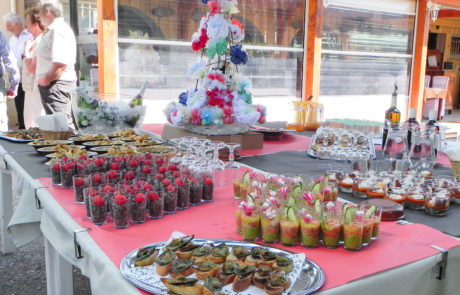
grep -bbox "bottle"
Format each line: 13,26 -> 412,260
129,81 -> 147,107
426,110 -> 440,157
382,84 -> 401,146
406,108 -> 419,148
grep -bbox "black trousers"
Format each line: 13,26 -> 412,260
15,83 -> 25,129
38,80 -> 78,130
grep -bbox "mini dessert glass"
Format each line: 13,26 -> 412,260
321,203 -> 342,249
130,192 -> 146,224
112,194 -> 130,229
260,207 -> 280,243
425,191 -> 450,216
343,208 -> 364,251
73,174 -> 89,204
90,194 -> 107,225
147,190 -> 164,219
241,207 -> 260,242
299,208 -> 321,248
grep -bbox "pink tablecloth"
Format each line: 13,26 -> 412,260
38,176 -> 460,293
142,124 -> 310,157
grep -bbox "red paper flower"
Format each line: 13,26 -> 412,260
192,28 -> 209,51
208,0 -> 220,14
114,194 -> 127,206
135,193 -> 146,204
74,177 -> 84,187
147,191 -> 159,201
232,19 -> 244,33
92,195 -> 105,207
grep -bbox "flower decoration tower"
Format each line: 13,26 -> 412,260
165,0 -> 266,135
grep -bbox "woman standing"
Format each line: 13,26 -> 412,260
22,8 -> 44,129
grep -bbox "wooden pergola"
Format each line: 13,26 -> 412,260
96,0 -> 460,121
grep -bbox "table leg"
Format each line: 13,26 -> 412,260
44,238 -> 74,295
0,168 -> 15,254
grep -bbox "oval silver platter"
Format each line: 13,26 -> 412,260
120,238 -> 325,295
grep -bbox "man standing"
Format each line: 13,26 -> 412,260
35,0 -> 77,129
0,31 -> 20,132
4,13 -> 34,129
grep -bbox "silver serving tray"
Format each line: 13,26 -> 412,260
307,132 -> 376,161
120,238 -> 325,295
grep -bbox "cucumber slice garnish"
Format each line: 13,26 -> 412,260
314,198 -> 321,215
292,185 -> 302,197
242,171 -> 250,184
364,205 -> 376,218
311,183 -> 321,194
344,206 -> 357,224
287,206 -> 297,222
342,203 -> 348,213
288,196 -> 296,206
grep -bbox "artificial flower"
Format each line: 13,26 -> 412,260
207,14 -> 229,39
206,38 -> 228,59
192,28 -> 209,51
220,0 -> 239,14
207,89 -> 234,108
170,109 -> 184,126
191,108 -> 202,125
233,98 -> 260,125
230,44 -> 248,65
187,88 -> 207,110
255,104 -> 266,123
230,24 -> 245,42
200,107 -> 215,125
222,105 -> 234,124
187,60 -> 207,79
207,0 -> 220,14
202,70 -> 227,90
178,92 -> 188,105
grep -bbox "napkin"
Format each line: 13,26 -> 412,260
35,112 -> 69,131
443,142 -> 460,161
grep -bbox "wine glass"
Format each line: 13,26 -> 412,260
210,141 -> 226,187
225,143 -> 241,181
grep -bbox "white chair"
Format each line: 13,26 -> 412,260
424,76 -> 449,119
425,75 -> 431,88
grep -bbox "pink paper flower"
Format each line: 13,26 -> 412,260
279,186 -> 288,199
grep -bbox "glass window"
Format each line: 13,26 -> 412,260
320,2 -> 416,121
117,0 -> 306,122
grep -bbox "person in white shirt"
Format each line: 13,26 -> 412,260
4,13 -> 34,129
35,0 -> 77,130
0,31 -> 20,131
23,8 -> 45,129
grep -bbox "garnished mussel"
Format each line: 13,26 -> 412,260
203,277 -> 223,295
274,256 -> 294,273
265,271 -> 291,295
164,235 -> 194,251
217,261 -> 238,285
170,258 -> 195,277
233,264 -> 256,292
155,249 -> 176,276
193,261 -> 219,280
208,243 -> 229,264
134,247 -> 158,266
253,265 -> 273,288
259,250 -> 277,267
161,276 -> 202,295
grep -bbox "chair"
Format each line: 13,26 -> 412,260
425,75 -> 431,88
423,75 -> 449,119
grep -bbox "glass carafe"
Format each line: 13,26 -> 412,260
286,101 -> 306,131
383,128 -> 408,161
409,129 -> 435,171
305,102 -> 324,131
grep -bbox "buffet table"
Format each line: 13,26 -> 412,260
1,128 -> 460,295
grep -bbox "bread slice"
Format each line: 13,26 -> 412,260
155,250 -> 176,276
252,265 -> 272,289
193,261 -> 219,280
169,259 -> 195,278
265,272 -> 291,295
233,264 -> 256,292
161,277 -> 202,295
273,256 -> 294,273
134,247 -> 158,267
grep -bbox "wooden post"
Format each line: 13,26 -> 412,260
304,0 -> 323,102
410,0 -> 430,122
97,0 -> 117,98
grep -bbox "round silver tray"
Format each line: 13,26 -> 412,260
120,238 -> 325,295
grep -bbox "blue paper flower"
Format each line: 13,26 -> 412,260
201,0 -> 208,3
230,45 -> 248,65
179,92 -> 188,105
200,108 -> 215,126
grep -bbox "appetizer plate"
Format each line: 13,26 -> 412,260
45,151 -> 97,159
0,131 -> 39,143
68,134 -> 107,145
82,140 -> 125,148
89,146 -> 111,154
120,238 -> 324,295
36,145 -> 85,155
28,140 -> 73,150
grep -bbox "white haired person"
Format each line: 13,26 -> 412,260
22,8 -> 45,129
34,0 -> 78,129
4,13 -> 33,129
0,31 -> 20,131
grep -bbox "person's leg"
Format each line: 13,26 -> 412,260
14,83 -> 25,129
0,78 -> 7,132
37,80 -> 76,130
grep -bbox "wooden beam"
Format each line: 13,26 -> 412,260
434,0 -> 460,6
304,0 -> 323,102
410,0 -> 430,122
438,10 -> 460,18
97,0 -> 117,98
